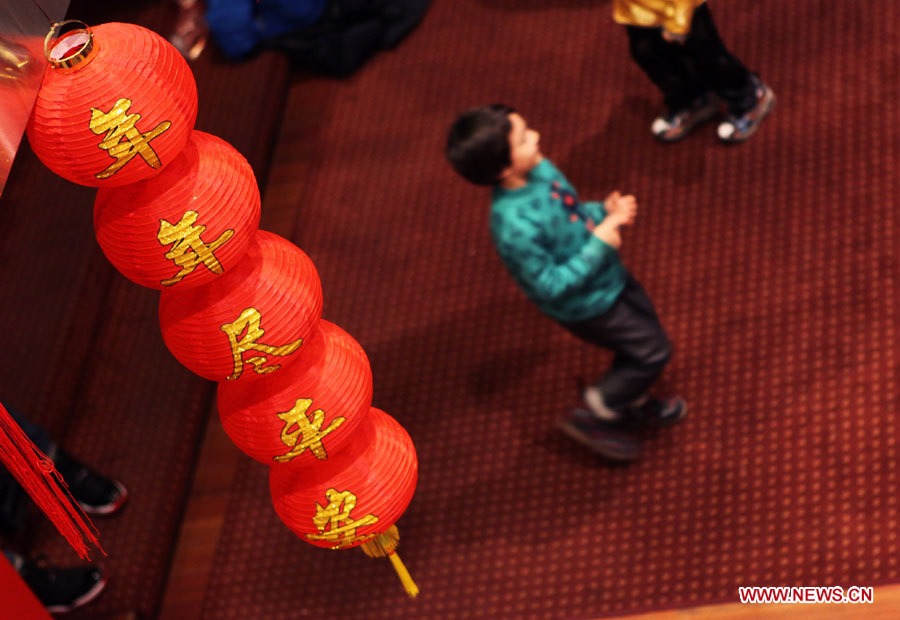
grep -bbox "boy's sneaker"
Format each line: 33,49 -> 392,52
557,408 -> 641,461
651,94 -> 719,142
54,451 -> 128,516
19,556 -> 106,614
717,80 -> 775,143
633,397 -> 688,428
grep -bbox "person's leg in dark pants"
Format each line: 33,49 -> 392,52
682,4 -> 754,115
626,25 -> 719,141
556,275 -> 685,459
626,25 -> 705,113
564,275 -> 670,410
682,3 -> 775,142
565,274 -> 687,426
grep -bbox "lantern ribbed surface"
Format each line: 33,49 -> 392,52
27,22 -> 197,187
269,408 -> 418,550
159,230 -> 323,382
93,130 -> 260,290
217,320 -> 373,466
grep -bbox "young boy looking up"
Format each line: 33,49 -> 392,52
446,105 -> 686,461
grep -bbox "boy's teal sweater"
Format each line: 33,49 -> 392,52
490,159 -> 627,322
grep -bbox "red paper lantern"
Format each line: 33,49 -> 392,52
27,22 -> 198,187
159,230 -> 322,382
217,320 -> 373,466
270,407 -> 417,550
94,131 -> 260,290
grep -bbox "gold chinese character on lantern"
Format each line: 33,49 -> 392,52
220,307 -> 302,380
157,211 -> 234,286
89,98 -> 171,179
274,398 -> 345,463
305,489 -> 379,549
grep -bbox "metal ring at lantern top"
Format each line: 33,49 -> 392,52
43,20 -> 96,72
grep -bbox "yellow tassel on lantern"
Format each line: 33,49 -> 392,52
360,525 -> 419,598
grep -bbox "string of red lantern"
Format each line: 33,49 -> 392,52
26,20 -> 419,596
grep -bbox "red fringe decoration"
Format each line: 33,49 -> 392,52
0,403 -> 103,560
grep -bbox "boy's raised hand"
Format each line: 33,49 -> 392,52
604,191 -> 638,226
594,192 -> 637,249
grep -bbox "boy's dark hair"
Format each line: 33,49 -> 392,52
445,104 -> 515,186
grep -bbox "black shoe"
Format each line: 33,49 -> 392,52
632,397 -> 688,428
54,451 -> 128,516
19,556 -> 106,614
557,408 -> 641,461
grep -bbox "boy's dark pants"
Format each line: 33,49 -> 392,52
561,274 -> 671,412
625,3 -> 758,116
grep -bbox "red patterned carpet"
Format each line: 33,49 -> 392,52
196,1 -> 900,618
132,0 -> 900,617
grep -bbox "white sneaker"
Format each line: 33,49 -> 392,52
651,94 -> 719,142
717,82 -> 775,143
